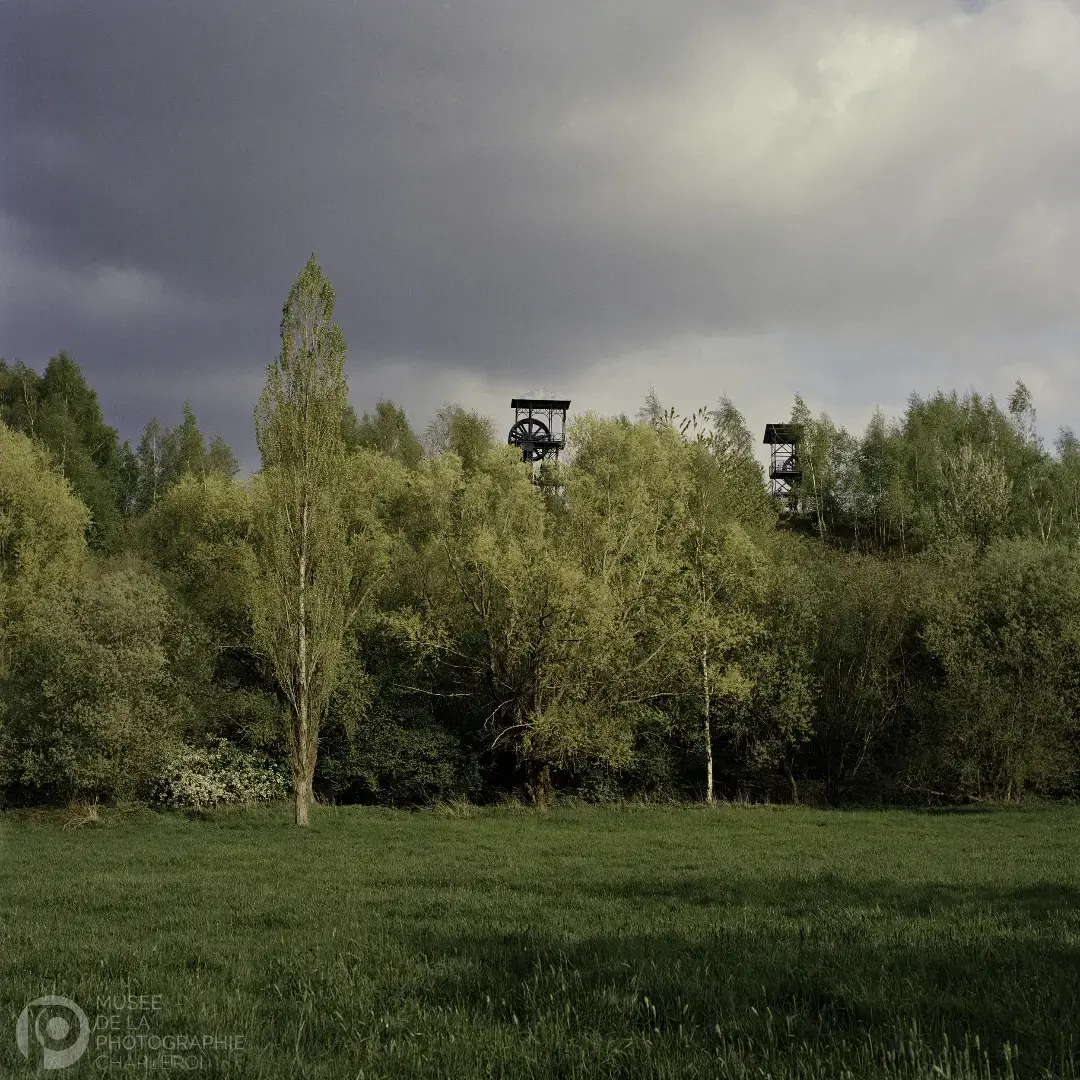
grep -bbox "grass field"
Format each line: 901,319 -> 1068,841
1,802 -> 1078,1079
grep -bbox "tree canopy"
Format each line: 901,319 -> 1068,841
3,336 -> 1080,811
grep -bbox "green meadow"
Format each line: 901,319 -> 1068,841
2,803 -> 1078,1079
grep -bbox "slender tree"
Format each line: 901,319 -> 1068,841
423,403 -> 496,472
252,254 -> 351,826
668,410 -> 765,802
161,401 -> 208,487
343,399 -> 424,467
135,417 -> 166,512
206,432 -> 240,479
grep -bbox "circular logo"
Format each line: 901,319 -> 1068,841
16,995 -> 90,1070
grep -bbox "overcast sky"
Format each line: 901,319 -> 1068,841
4,0 -> 1080,472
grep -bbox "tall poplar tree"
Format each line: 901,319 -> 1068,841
252,255 -> 351,826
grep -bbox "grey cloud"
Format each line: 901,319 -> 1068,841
3,0 -> 1080,462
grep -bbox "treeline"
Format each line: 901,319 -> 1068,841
2,277 -> 1079,813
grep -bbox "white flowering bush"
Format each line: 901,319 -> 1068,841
150,739 -> 288,810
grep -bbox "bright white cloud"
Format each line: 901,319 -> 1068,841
545,0 -> 1080,337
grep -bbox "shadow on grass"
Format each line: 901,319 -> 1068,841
565,874 -> 1080,922
404,881 -> 1080,1078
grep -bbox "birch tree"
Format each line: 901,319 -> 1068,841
252,255 -> 351,826
670,419 -> 766,803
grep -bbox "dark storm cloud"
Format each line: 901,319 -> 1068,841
3,0 -> 1080,463
3,0 -> 728,356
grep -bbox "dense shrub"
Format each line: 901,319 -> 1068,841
912,538 -> 1080,802
803,550 -> 928,803
149,738 -> 288,810
0,560 -> 198,805
318,701 -> 479,806
0,419 -> 90,622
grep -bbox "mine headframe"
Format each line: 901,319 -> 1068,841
508,397 -> 570,464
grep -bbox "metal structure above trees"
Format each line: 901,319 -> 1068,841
763,422 -> 802,502
509,396 -> 570,464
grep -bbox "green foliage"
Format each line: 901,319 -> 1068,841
0,420 -> 90,626
562,409 -> 790,802
319,701 -> 478,806
787,381 -> 1059,553
136,472 -> 257,651
132,471 -> 275,752
788,394 -> 858,541
915,538 -> 1080,801
7,333 -> 1080,811
0,353 -> 132,549
252,254 -> 355,824
423,403 -> 496,473
805,550 -> 927,803
409,445 -> 627,796
718,538 -> 816,801
343,399 -> 424,467
1051,427 -> 1080,539
0,560 -> 197,804
134,403 -> 239,513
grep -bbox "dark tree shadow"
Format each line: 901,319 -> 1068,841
409,879 -> 1080,1078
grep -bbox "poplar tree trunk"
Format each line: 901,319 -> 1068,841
294,771 -> 313,826
295,497 -> 311,825
703,645 -> 713,804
